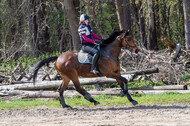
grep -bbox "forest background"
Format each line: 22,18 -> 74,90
0,0 -> 190,63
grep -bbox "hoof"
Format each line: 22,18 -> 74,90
120,91 -> 125,97
62,104 -> 72,108
132,100 -> 138,106
94,101 -> 100,106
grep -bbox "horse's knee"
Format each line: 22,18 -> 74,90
58,86 -> 64,96
58,85 -> 61,91
120,76 -> 128,83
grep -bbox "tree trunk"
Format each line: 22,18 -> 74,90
176,0 -> 185,44
63,0 -> 80,51
27,0 -> 39,57
183,0 -> 190,50
123,0 -> 131,31
37,0 -> 50,53
155,0 -> 162,48
160,0 -> 167,35
147,0 -> 158,50
137,0 -> 147,48
115,0 -> 124,30
155,0 -> 160,38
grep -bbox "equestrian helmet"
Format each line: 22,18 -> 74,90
80,14 -> 89,22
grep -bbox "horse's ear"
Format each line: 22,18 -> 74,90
124,29 -> 130,36
127,29 -> 130,33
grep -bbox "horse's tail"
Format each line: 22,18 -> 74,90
33,56 -> 58,83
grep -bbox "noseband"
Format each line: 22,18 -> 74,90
122,36 -> 137,50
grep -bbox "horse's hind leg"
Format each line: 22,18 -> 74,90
71,76 -> 100,105
59,76 -> 71,108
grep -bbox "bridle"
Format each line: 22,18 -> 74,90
122,36 -> 137,51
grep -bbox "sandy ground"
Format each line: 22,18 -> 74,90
0,104 -> 190,126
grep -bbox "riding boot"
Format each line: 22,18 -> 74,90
90,53 -> 100,74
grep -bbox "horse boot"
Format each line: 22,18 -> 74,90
90,53 -> 100,74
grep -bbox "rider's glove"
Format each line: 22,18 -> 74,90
95,40 -> 102,45
101,39 -> 105,42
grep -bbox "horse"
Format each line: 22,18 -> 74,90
33,30 -> 139,108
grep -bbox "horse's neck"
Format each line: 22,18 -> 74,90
103,39 -> 121,60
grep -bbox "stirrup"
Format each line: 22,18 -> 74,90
90,69 -> 100,74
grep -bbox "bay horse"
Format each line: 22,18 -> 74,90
33,30 -> 139,108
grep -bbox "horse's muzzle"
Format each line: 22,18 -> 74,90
134,49 -> 139,54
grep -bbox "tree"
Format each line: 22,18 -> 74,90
0,0 -> 189,61
136,0 -> 147,48
123,0 -> 131,30
115,0 -> 124,30
27,0 -> 50,57
63,0 -> 80,51
147,0 -> 158,50
115,0 -> 131,31
183,0 -> 190,50
160,0 -> 167,35
85,0 -> 105,38
37,0 -> 50,53
27,0 -> 38,56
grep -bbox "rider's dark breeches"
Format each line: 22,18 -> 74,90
82,44 -> 100,56
82,44 -> 100,71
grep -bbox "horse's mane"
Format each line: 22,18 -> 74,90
101,30 -> 123,47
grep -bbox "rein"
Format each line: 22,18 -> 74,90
99,33 -> 138,63
101,35 -> 137,49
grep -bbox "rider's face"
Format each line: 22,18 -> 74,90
84,19 -> 89,25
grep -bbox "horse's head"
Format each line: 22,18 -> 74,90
120,30 -> 139,53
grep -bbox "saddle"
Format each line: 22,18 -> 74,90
78,50 -> 93,64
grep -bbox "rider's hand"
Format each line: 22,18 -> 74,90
95,40 -> 102,45
101,39 -> 105,42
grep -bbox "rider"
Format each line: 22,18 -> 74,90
78,14 -> 104,74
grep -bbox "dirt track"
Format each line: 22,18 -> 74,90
0,104 -> 190,126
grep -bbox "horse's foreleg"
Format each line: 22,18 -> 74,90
109,73 -> 138,106
72,78 -> 100,105
118,76 -> 138,105
59,77 -> 71,108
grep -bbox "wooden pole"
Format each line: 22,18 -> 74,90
1,89 -> 190,99
0,68 -> 159,91
131,85 -> 187,90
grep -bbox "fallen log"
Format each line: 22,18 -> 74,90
1,90 -> 60,98
1,88 -> 190,99
0,68 -> 159,91
0,75 -> 133,91
0,74 -> 9,83
121,68 -> 159,75
136,90 -> 190,95
131,85 -> 188,90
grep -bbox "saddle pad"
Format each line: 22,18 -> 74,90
78,50 -> 91,64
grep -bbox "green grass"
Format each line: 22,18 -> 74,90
0,99 -> 60,110
0,93 -> 190,110
180,73 -> 190,81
